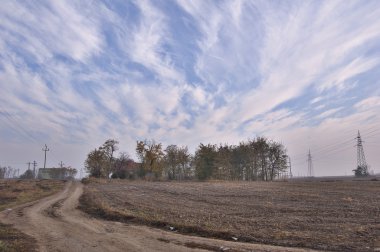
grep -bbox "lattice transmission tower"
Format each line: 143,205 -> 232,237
355,131 -> 368,176
307,149 -> 314,177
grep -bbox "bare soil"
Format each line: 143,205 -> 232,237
0,181 -> 320,252
0,179 -> 65,251
80,179 -> 380,251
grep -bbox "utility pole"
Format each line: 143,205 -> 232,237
59,161 -> 64,168
33,161 -> 37,179
288,157 -> 293,178
307,149 -> 314,177
355,131 -> 368,176
42,144 -> 49,169
27,162 -> 31,170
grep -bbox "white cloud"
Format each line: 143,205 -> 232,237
314,104 -> 326,110
354,96 -> 380,111
176,0 -> 262,92
319,57 -> 379,91
1,0 -> 380,176
0,63 -> 50,111
315,107 -> 343,119
129,0 -> 184,83
0,1 -> 103,62
244,109 -> 303,135
177,0 -> 380,129
119,82 -> 184,127
311,97 -> 323,104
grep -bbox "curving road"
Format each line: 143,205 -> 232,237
0,181 -> 320,252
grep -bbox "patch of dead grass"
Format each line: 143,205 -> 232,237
0,179 -> 65,211
0,179 -> 66,251
0,223 -> 37,252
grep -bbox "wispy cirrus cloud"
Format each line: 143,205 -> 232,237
315,107 -> 343,119
0,0 -> 380,175
128,0 -> 184,83
0,1 -> 102,62
355,96 -> 380,111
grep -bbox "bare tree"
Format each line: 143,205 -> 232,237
136,139 -> 164,179
113,152 -> 135,179
84,136 -> 288,181
164,145 -> 191,180
100,139 -> 119,178
84,148 -> 108,178
177,146 -> 191,180
0,166 -> 18,179
193,138 -> 288,181
268,142 -> 287,180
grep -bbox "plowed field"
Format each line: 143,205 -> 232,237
80,180 -> 380,251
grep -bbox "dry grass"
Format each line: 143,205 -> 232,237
0,179 -> 66,251
0,223 -> 36,252
80,179 -> 380,252
0,179 -> 65,211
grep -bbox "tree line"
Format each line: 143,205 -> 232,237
85,137 -> 289,181
0,165 -> 18,179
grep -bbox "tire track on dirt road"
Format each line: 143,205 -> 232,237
0,181 -> 322,252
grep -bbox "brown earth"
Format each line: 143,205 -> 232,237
0,180 -> 321,252
0,179 -> 65,251
80,179 -> 380,252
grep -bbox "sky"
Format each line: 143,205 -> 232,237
1,0 -> 380,177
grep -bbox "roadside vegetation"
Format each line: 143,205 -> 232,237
0,179 -> 65,251
80,179 -> 380,252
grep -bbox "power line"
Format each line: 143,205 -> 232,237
291,133 -> 356,161
315,160 -> 353,165
291,138 -> 355,162
292,144 -> 353,169
304,129 -> 378,162
0,109 -> 41,143
0,161 -> 27,165
285,129 -> 378,177
365,142 -> 380,146
364,124 -> 380,131
312,145 -> 354,161
312,139 -> 355,157
363,132 -> 380,139
295,126 -> 378,155
0,108 -> 61,164
365,128 -> 380,134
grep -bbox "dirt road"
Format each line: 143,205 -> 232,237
0,181 -> 320,252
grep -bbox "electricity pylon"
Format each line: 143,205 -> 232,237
288,157 -> 293,178
307,149 -> 314,177
355,131 -> 368,176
